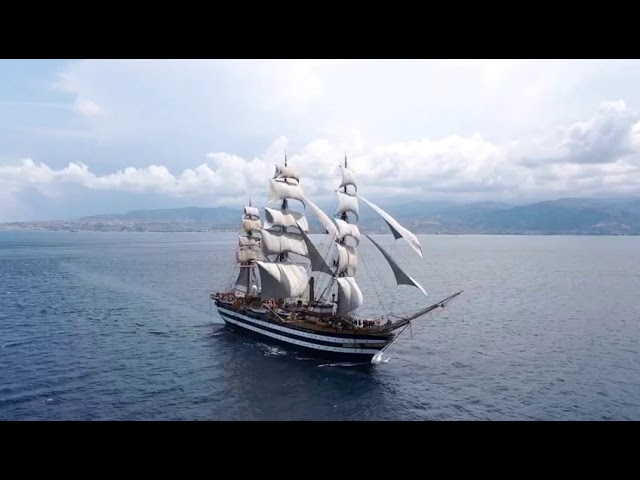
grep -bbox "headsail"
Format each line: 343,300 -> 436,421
297,227 -> 334,276
365,234 -> 427,296
358,195 -> 423,259
303,196 -> 338,238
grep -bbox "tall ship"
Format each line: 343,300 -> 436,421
210,154 -> 462,363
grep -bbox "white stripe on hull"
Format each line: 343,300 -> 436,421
218,310 -> 384,355
217,306 -> 389,346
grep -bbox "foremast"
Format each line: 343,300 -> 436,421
332,153 -> 363,317
300,153 -> 443,324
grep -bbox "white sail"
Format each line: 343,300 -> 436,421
236,247 -> 260,264
260,229 -> 308,257
339,166 -> 357,191
365,234 -> 427,296
232,267 -> 251,293
256,261 -> 309,299
273,165 -> 300,183
334,218 -> 361,246
335,243 -> 357,275
297,228 -> 334,276
303,196 -> 338,238
238,236 -> 260,247
243,218 -> 262,232
335,191 -> 359,221
359,195 -> 423,258
268,179 -> 305,205
244,206 -> 260,218
336,277 -> 363,314
264,207 -> 309,233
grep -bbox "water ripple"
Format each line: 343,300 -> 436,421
1,231 -> 639,420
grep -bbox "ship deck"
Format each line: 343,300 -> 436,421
216,298 -> 393,340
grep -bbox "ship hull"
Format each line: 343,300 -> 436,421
215,303 -> 392,362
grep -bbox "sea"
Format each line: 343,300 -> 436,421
1,231 -> 639,420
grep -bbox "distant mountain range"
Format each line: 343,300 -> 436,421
2,197 -> 640,234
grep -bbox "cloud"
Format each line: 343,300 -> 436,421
519,100 -> 640,167
48,59 -> 640,164
2,99 -> 640,221
74,98 -> 103,117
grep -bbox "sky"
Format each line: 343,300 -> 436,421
1,59 -> 640,222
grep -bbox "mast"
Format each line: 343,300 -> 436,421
278,151 -> 288,262
332,152 -> 362,316
258,153 -> 315,303
337,152 -> 347,310
301,152 -> 430,316
234,202 -> 262,295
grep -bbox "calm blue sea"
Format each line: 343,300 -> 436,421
1,231 -> 639,420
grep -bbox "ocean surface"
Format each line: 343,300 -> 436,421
1,231 -> 639,420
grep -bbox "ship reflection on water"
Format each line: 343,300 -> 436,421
205,323 -> 396,421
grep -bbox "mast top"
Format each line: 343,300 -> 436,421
284,150 -> 288,167
344,151 -> 347,169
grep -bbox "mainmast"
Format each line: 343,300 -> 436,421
340,152 -> 348,220
257,153 -> 315,304
278,151 -> 289,263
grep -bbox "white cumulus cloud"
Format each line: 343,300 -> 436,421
1,99 -> 640,219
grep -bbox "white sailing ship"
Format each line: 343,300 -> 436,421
211,154 -> 462,362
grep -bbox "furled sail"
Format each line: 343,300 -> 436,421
238,236 -> 260,247
264,207 -> 309,233
365,234 -> 427,296
236,245 -> 261,264
303,196 -> 338,238
335,191 -> 359,221
358,195 -> 423,258
297,227 -> 334,276
334,218 -> 361,246
334,243 -> 357,275
242,217 -> 262,232
336,277 -> 363,314
260,229 -> 308,257
256,261 -> 309,299
268,179 -> 305,205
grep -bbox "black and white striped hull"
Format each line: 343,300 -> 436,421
216,304 -> 392,362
